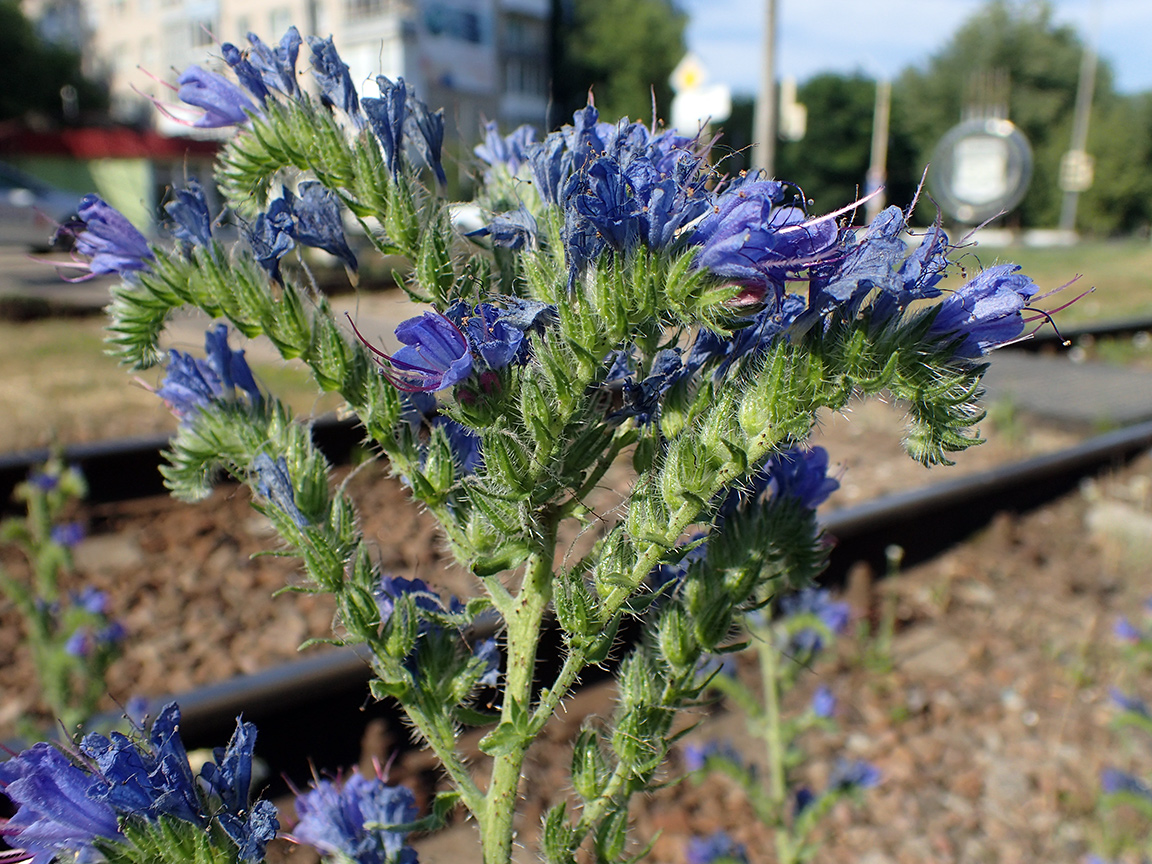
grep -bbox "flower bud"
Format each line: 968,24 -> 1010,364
570,728 -> 608,802
554,573 -> 596,645
657,606 -> 696,673
541,803 -> 575,864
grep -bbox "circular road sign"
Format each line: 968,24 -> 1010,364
929,118 -> 1033,224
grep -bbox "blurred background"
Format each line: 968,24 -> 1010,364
5,0 -> 1151,238
1,0 -> 1151,452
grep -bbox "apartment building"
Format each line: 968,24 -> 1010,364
40,0 -> 549,148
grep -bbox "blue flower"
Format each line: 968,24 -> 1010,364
74,703 -> 278,861
1110,688 -> 1151,718
285,181 -> 358,272
291,770 -> 418,864
527,134 -> 567,205
307,35 -> 360,119
682,739 -> 743,773
929,264 -> 1039,358
779,588 -> 851,656
688,293 -> 807,379
827,758 -> 881,792
74,587 -> 106,614
447,302 -> 525,371
363,76 -> 407,178
220,42 -> 271,103
240,27 -> 302,97
691,177 -> 839,306
474,121 -> 537,174
204,324 -> 263,406
251,453 -> 310,528
57,194 -> 153,279
352,312 -> 473,393
155,326 -> 262,421
201,719 -> 280,862
686,831 -> 749,864
85,703 -> 204,822
64,628 -> 92,657
471,206 -> 538,251
245,198 -> 295,283
793,786 -> 816,817
156,351 -> 225,420
409,97 -> 447,186
809,205 -> 949,317
1101,768 -> 1152,799
374,575 -> 451,624
605,347 -> 687,425
175,66 -> 258,128
1115,616 -> 1142,641
811,685 -> 837,718
51,521 -> 86,547
165,179 -> 213,248
762,446 -> 839,510
473,637 -> 500,687
400,394 -> 483,476
568,156 -> 642,257
497,297 -> 557,333
0,742 -> 123,864
717,445 -> 838,518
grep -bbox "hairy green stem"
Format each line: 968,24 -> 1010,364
481,515 -> 558,864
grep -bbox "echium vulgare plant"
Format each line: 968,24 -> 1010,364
0,456 -> 125,733
10,24 -> 1071,864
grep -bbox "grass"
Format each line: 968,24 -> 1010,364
959,239 -> 1152,325
1,237 -> 1149,453
0,316 -> 341,453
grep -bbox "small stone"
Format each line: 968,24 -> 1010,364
73,533 -> 145,571
951,769 -> 983,800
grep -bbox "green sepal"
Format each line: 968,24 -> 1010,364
571,727 -> 609,802
594,806 -> 629,864
368,676 -> 410,701
541,803 -> 577,864
478,696 -> 531,756
453,705 -> 501,727
585,613 -> 621,665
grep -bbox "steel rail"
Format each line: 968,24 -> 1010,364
45,418 -> 1148,796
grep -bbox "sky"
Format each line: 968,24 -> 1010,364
679,0 -> 1152,96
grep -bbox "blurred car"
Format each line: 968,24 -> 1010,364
0,161 -> 80,251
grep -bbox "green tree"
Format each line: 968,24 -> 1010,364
890,0 -> 1150,233
551,0 -> 687,127
712,77 -> 922,216
0,0 -> 106,123
774,74 -> 876,213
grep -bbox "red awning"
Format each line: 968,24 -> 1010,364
0,124 -> 220,159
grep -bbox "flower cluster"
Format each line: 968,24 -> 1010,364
0,703 -> 278,864
290,767 -> 419,864
155,324 -> 263,422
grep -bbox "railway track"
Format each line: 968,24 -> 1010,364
4,324 -> 1152,794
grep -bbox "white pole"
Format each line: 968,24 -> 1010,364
865,79 -> 891,223
1058,0 -> 1102,233
752,0 -> 777,176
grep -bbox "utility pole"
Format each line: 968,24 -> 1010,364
1058,0 -> 1101,234
865,79 -> 891,223
752,0 -> 777,177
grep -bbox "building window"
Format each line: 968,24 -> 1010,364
190,20 -> 214,47
345,0 -> 387,21
504,57 -> 545,97
269,7 -> 292,36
